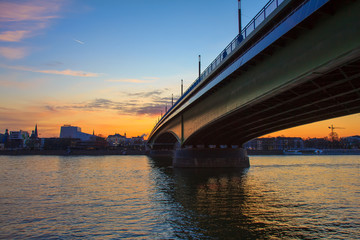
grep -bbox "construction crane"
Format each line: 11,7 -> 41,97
328,125 -> 345,141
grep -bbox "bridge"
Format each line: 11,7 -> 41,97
147,0 -> 360,167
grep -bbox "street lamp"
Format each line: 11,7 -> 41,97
198,55 -> 201,79
181,79 -> 183,96
238,0 -> 242,34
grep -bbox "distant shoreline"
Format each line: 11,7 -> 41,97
247,149 -> 360,155
0,149 -> 148,156
1,149 -> 360,156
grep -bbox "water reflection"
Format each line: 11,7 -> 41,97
148,155 -> 360,239
148,156 -> 287,239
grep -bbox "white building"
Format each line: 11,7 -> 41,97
60,125 -> 94,141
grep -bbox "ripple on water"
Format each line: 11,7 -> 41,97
0,155 -> 359,239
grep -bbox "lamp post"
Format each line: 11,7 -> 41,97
198,55 -> 201,79
238,0 -> 242,34
181,79 -> 183,96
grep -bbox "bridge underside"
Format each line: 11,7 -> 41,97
150,132 -> 179,150
188,56 -> 360,146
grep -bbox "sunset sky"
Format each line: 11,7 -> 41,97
0,0 -> 358,139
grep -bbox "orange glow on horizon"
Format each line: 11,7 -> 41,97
260,114 -> 359,139
1,110 -> 358,140
0,108 -> 157,139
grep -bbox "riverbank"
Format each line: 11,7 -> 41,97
248,149 -> 360,155
1,149 -> 360,156
0,149 -> 148,156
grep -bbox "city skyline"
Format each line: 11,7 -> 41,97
1,121 -> 358,140
0,0 -> 359,138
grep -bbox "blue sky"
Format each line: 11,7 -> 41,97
0,0 -> 357,138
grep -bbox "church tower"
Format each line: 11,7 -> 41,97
34,124 -> 38,138
30,124 -> 39,139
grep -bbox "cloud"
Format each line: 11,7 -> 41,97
44,61 -> 63,67
83,98 -> 127,110
0,64 -> 100,77
130,104 -> 167,116
0,30 -> 30,42
0,47 -> 28,60
0,1 -> 61,22
48,98 -> 128,112
44,105 -> 57,112
0,0 -> 63,44
143,77 -> 160,80
37,69 -> 99,77
125,90 -> 164,98
106,78 -> 154,83
0,106 -> 14,111
0,79 -> 33,89
74,39 -> 84,44
44,94 -> 175,117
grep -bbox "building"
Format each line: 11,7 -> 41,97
341,135 -> 360,149
0,133 -> 4,144
245,137 -> 304,151
107,133 -> 127,147
2,129 -> 9,149
9,130 -> 29,149
75,136 -> 107,150
60,125 -> 95,141
0,133 -> 4,150
42,138 -> 79,150
27,124 -> 41,150
60,125 -> 81,138
30,124 -> 38,139
304,137 -> 332,149
58,125 -> 108,150
128,135 -> 146,150
130,136 -> 146,146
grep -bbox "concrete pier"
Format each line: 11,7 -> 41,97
148,149 -> 174,157
173,148 -> 249,168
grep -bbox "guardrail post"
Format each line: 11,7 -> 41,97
264,6 -> 267,18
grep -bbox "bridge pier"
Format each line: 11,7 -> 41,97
173,147 -> 249,168
148,149 -> 174,157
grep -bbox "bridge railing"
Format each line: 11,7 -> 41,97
152,0 -> 286,133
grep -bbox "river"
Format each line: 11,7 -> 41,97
0,155 -> 358,239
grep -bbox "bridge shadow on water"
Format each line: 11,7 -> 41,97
147,156 -> 301,239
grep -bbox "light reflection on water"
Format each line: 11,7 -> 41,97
0,155 -> 359,239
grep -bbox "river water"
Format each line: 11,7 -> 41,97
0,155 -> 358,239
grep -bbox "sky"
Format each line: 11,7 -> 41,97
0,0 -> 358,139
